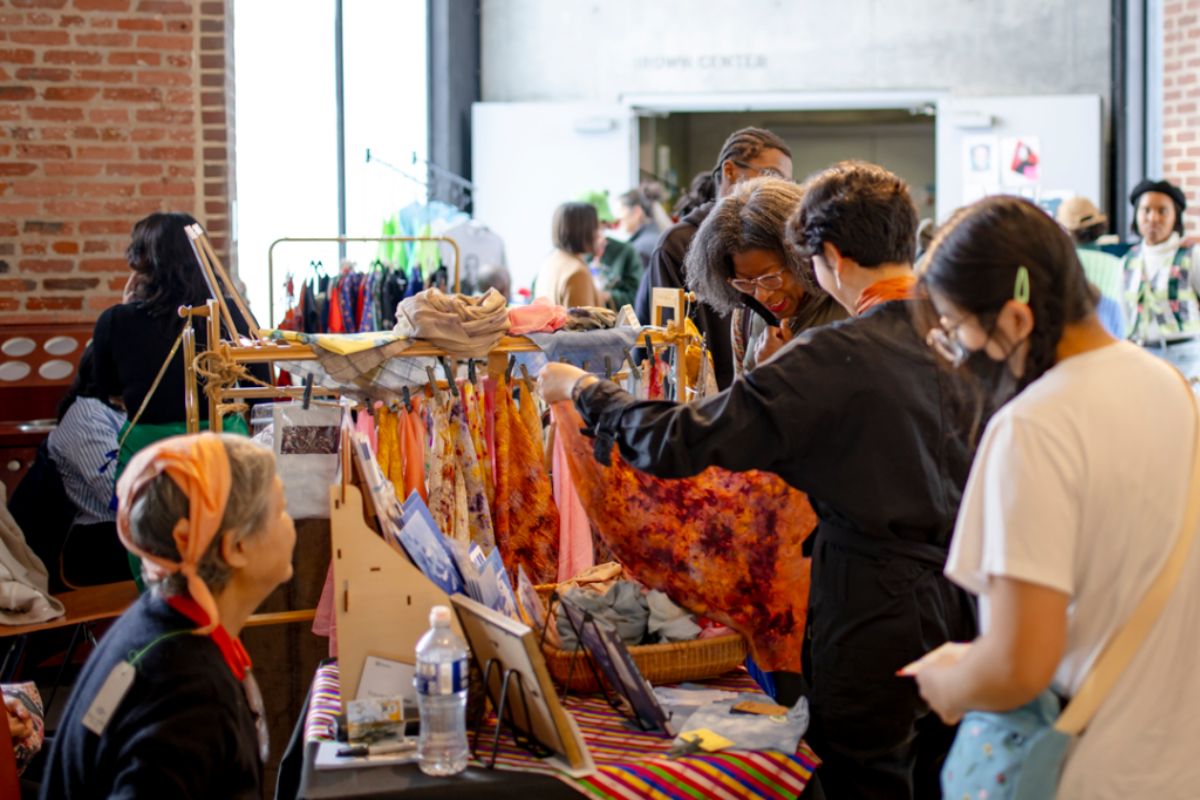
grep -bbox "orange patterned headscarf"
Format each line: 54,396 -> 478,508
116,432 -> 232,634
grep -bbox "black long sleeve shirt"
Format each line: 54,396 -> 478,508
576,300 -> 975,548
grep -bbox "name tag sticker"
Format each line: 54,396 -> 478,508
82,660 -> 136,737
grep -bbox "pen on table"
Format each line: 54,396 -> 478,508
337,740 -> 417,757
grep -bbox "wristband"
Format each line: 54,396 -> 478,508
571,374 -> 599,402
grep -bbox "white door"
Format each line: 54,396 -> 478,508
936,94 -> 1103,222
472,102 -> 636,294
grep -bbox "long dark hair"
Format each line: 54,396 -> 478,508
126,212 -> 210,317
920,196 -> 1098,400
674,171 -> 716,217
57,344 -> 105,423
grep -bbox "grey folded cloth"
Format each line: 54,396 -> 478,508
647,590 -> 702,643
556,582 -> 648,650
393,287 -> 511,358
518,326 -> 644,378
563,306 -> 617,332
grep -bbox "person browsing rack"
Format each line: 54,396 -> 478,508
534,201 -> 607,309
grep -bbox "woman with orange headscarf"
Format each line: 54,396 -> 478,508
39,432 -> 295,800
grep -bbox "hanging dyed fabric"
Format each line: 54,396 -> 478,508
376,406 -> 402,494
551,401 -> 816,673
398,396 -> 427,503
493,377 -> 560,585
552,426 -> 593,583
449,393 -> 496,552
516,379 -> 545,465
461,380 -> 494,508
427,399 -> 466,544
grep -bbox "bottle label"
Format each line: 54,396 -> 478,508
416,657 -> 467,696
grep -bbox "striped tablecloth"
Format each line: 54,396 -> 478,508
305,663 -> 819,800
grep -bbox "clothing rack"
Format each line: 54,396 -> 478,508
266,235 -> 462,328
366,149 -> 475,212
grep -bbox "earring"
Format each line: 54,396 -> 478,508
835,270 -> 842,290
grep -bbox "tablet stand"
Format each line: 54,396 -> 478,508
541,591 -> 653,733
470,658 -> 556,768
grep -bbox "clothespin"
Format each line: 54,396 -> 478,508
302,374 -> 314,410
402,385 -> 413,414
643,332 -> 654,355
425,365 -> 443,405
467,358 -> 477,384
438,357 -> 459,397
505,355 -> 517,384
605,355 -> 613,381
622,347 -> 642,381
581,359 -> 590,373
519,364 -> 535,396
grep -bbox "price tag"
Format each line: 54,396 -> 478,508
82,660 -> 136,737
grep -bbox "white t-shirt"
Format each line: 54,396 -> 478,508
945,341 -> 1200,799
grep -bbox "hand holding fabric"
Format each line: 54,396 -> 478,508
538,363 -> 590,404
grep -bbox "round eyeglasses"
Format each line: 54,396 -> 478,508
926,316 -> 969,367
728,271 -> 785,295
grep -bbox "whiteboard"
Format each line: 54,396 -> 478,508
472,103 -> 636,293
935,95 -> 1103,222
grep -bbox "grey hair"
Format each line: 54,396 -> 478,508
685,177 -> 818,316
127,433 -> 277,596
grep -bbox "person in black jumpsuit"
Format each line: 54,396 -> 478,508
542,162 -> 978,800
633,127 -> 793,389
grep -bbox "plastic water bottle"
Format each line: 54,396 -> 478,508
414,606 -> 469,776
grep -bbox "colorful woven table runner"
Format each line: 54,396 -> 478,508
304,664 -> 818,799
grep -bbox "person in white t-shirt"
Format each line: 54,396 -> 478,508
911,195 -> 1200,798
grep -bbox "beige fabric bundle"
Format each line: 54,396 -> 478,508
0,484 -> 65,626
392,287 -> 511,358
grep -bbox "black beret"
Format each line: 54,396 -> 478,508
1130,178 -> 1187,211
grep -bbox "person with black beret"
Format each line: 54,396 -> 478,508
1121,178 -> 1200,377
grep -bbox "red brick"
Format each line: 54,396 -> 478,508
136,107 -> 190,124
169,164 -> 194,178
15,144 -> 71,159
203,181 -> 224,196
139,145 -> 191,160
79,256 -> 127,270
104,275 -> 125,290
103,198 -> 159,214
198,53 -> 222,69
19,259 -> 73,272
106,162 -> 161,176
23,221 -> 71,234
21,243 -> 46,255
202,200 -> 222,214
166,19 -> 192,33
202,146 -> 224,160
0,13 -> 24,24
74,0 -> 130,7
199,73 -> 222,87
79,221 -> 130,235
116,18 -> 162,31
199,35 -> 220,51
10,30 -> 70,45
130,128 -> 164,141
40,127 -> 68,140
13,181 -> 73,197
165,53 -> 189,68
43,199 -> 102,214
140,179 -> 192,196
26,12 -> 54,24
101,86 -> 159,102
50,241 -> 79,254
43,49 -> 101,64
107,50 -> 159,65
76,145 -> 131,159
0,49 -> 36,65
59,14 -> 85,26
0,105 -> 20,121
29,105 -> 84,121
202,127 -> 224,142
44,277 -> 97,290
0,200 -> 39,216
199,1 -> 222,12
84,240 -> 110,252
0,163 -> 37,177
76,181 -> 135,196
76,32 -> 132,46
14,67 -> 71,81
136,34 -> 190,50
138,69 -> 190,86
167,129 -> 192,142
0,86 -> 36,101
166,197 -> 194,213
199,91 -> 223,107
0,279 -> 36,292
41,86 -> 98,102
43,166 -> 102,183
199,19 -> 222,32
75,69 -> 131,82
27,295 -> 84,310
200,110 -> 224,125
86,294 -> 120,310
88,107 -> 126,122
0,298 -> 17,312
88,16 -> 113,28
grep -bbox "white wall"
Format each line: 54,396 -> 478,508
481,0 -> 1111,104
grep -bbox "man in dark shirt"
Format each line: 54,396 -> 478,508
635,128 -> 794,390
543,162 -> 977,800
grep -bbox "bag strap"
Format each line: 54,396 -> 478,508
1055,370 -> 1200,734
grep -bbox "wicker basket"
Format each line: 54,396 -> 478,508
535,584 -> 747,694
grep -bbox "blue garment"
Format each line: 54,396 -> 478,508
46,397 -> 125,526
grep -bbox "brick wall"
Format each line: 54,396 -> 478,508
0,0 -> 232,324
1164,0 -> 1200,237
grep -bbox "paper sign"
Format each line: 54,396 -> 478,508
962,135 -> 999,184
356,655 -> 418,717
1001,136 -> 1041,186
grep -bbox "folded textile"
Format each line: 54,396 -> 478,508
392,287 -> 511,358
673,694 -> 810,755
278,354 -> 436,404
647,589 -> 701,643
555,582 -> 648,650
517,327 -> 644,378
0,484 -> 65,626
563,306 -> 616,332
509,297 -> 568,335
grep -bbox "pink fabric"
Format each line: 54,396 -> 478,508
355,407 -> 377,453
552,426 -> 593,582
508,297 -> 568,335
312,563 -> 338,658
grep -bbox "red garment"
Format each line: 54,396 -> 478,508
165,594 -> 252,680
327,277 -> 345,333
855,274 -> 918,315
552,401 -> 816,672
493,377 -> 560,584
399,396 -> 428,502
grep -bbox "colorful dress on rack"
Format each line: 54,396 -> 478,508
461,381 -> 494,508
428,395 -> 495,552
551,401 -> 815,673
493,377 -> 560,585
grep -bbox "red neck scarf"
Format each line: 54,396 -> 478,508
856,274 -> 918,315
165,593 -> 252,680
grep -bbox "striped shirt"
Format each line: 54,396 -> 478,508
47,397 -> 126,526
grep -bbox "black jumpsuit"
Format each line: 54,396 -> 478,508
575,299 -> 978,800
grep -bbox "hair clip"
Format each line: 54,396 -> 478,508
1014,265 -> 1031,305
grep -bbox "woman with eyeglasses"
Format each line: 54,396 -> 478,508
910,196 -> 1200,798
40,433 -> 294,800
541,162 -> 979,799
685,177 -> 847,377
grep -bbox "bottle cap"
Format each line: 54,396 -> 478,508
430,606 -> 452,627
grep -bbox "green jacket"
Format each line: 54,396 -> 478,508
586,237 -> 644,310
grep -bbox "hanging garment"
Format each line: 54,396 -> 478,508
427,399 -> 464,543
327,275 -> 346,334
338,272 -> 361,334
398,396 -> 427,503
552,424 -> 593,583
461,381 -> 494,507
551,401 -> 816,673
516,378 -> 545,466
493,377 -> 560,585
392,287 -> 511,359
451,393 -> 495,552
354,407 -> 377,454
376,406 -> 402,497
